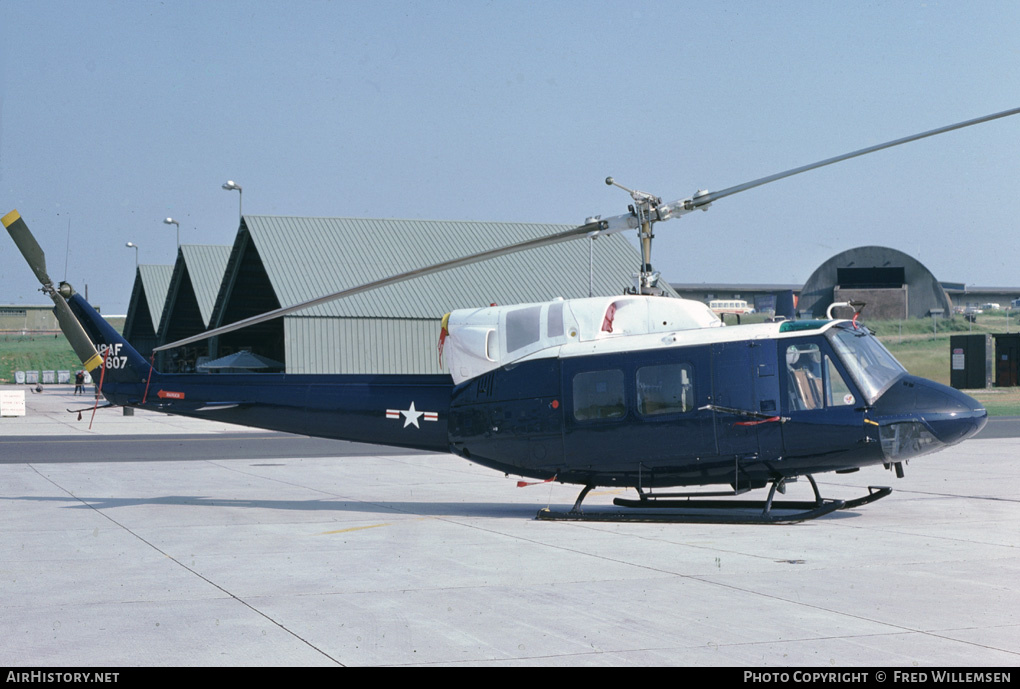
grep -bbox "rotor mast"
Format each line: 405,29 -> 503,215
604,177 -> 664,295
602,177 -> 712,295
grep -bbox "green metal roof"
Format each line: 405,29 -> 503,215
136,264 -> 174,330
178,245 -> 232,326
239,216 -> 669,319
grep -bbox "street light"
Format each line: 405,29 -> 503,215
222,180 -> 242,219
125,242 -> 139,268
164,217 -> 180,249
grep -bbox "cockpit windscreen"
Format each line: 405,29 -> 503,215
826,325 -> 906,404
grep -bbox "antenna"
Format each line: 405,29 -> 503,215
63,217 -> 71,282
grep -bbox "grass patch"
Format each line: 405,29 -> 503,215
868,314 -> 1018,388
0,334 -> 83,383
868,314 -> 1020,415
965,388 -> 1020,416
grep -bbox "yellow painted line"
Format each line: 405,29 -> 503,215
864,419 -> 880,426
320,516 -> 437,535
321,523 -> 391,535
2,209 -> 21,227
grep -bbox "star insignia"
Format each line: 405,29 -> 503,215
385,402 -> 439,429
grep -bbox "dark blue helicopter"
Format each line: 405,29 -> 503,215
6,108 -> 1013,523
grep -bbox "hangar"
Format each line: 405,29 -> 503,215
670,246 -> 1014,322
799,246 -> 952,320
123,265 -> 174,358
156,245 -> 232,371
155,216 -> 664,375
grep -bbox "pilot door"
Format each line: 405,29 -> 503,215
779,338 -> 867,469
709,340 -> 783,467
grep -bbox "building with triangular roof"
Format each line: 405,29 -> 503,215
122,264 -> 174,358
157,245 -> 232,371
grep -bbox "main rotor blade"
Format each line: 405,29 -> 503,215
154,219 -> 604,352
690,106 -> 1020,208
150,106 -> 1020,353
3,209 -> 52,286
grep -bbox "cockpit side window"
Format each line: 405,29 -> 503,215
785,343 -> 857,411
826,357 -> 855,407
786,344 -> 824,410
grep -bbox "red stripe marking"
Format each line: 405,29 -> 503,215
517,476 -> 557,487
734,416 -> 780,427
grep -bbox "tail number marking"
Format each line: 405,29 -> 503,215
98,343 -> 129,370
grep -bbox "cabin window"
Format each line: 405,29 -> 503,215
572,369 -> 625,421
505,305 -> 542,353
637,364 -> 693,415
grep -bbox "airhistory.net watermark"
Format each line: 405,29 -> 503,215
6,672 -> 119,683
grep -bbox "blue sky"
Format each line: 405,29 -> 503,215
2,1 -> 1019,313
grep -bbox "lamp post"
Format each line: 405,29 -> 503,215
222,180 -> 242,219
125,242 -> 139,268
164,217 -> 180,250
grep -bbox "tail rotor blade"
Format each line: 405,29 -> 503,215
3,209 -> 53,287
50,291 -> 104,374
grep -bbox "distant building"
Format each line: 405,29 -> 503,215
673,246 -> 1020,322
2,304 -> 123,333
799,246 -> 951,320
1,305 -> 59,333
669,284 -> 801,316
942,285 -> 1020,313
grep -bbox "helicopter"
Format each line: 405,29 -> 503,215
6,107 -> 1016,523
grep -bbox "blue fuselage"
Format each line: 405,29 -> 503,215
76,294 -> 985,489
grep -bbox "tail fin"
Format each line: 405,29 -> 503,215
67,292 -> 153,386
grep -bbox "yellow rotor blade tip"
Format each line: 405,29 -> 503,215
2,209 -> 21,228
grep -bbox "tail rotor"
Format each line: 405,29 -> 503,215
3,210 -> 105,375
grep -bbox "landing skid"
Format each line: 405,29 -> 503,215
536,476 -> 892,524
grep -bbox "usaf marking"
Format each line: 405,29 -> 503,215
385,401 -> 438,428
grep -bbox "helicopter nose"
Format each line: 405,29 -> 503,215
872,376 -> 987,461
913,378 -> 987,444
